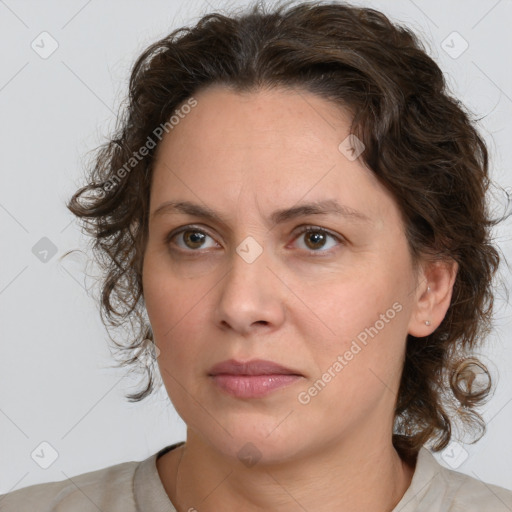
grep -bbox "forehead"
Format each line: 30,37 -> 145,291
157,84 -> 354,152
149,85 -> 392,224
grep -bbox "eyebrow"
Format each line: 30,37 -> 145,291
150,199 -> 371,226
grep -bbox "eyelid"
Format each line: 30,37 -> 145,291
292,224 -> 343,239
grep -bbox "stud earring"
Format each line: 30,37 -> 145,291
425,320 -> 431,326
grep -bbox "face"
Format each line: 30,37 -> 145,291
142,85 -> 424,464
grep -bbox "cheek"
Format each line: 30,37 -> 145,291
143,265 -> 210,412
303,267 -> 409,379
311,272 -> 393,335
299,297 -> 407,421
143,254 -> 206,360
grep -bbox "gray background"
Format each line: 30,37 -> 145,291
1,0 -> 511,493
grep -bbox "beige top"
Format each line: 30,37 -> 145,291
1,441 -> 511,511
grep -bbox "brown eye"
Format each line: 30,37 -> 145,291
304,231 -> 327,250
166,227 -> 219,251
182,230 -> 207,249
292,227 -> 343,254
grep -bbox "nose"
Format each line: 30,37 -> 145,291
214,242 -> 286,336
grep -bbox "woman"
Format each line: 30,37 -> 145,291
2,1 -> 511,511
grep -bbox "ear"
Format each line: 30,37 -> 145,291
408,258 -> 458,337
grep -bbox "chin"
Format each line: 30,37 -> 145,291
195,424 -> 308,467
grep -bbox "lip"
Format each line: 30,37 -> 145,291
208,359 -> 303,399
209,359 -> 302,376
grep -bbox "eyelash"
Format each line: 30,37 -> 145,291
165,225 -> 345,256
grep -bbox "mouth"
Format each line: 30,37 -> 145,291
208,359 -> 304,399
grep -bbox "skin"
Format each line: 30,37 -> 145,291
142,84 -> 457,512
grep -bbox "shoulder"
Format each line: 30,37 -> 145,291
400,446 -> 512,512
0,459 -> 139,512
435,458 -> 512,511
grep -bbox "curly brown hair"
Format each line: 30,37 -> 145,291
64,0 -> 502,464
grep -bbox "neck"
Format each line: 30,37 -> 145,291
158,427 -> 416,512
